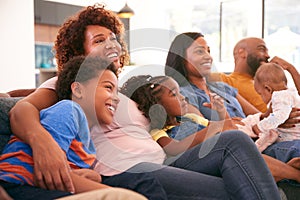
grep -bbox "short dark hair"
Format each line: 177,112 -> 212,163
56,55 -> 117,100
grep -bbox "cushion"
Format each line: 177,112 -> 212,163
0,97 -> 22,153
278,182 -> 300,200
0,97 -> 22,134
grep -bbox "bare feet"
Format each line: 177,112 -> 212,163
287,157 -> 300,170
286,157 -> 300,183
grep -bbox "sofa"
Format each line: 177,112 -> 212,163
0,95 -> 300,200
0,97 -> 22,152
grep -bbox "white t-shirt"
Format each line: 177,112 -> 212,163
39,77 -> 57,90
40,77 -> 166,176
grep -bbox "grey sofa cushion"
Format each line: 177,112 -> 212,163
278,182 -> 300,200
0,97 -> 22,153
0,97 -> 22,134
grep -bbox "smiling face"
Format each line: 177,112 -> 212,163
245,38 -> 270,76
184,37 -> 213,79
79,70 -> 119,126
156,78 -> 188,117
84,25 -> 122,70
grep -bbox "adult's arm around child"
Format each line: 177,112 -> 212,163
9,88 -> 74,193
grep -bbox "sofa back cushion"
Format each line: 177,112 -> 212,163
0,97 -> 22,153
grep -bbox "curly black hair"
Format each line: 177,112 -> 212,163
120,75 -> 171,129
56,55 -> 117,101
54,3 -> 129,72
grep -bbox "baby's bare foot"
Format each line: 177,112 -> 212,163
287,157 -> 300,170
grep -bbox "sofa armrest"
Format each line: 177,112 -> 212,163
7,88 -> 35,97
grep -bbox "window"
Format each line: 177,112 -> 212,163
265,0 -> 300,71
166,0 -> 300,72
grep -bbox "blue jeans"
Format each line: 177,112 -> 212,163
263,140 -> 300,163
112,131 -> 280,200
102,171 -> 168,200
165,131 -> 280,199
0,180 -> 71,200
117,162 -> 229,200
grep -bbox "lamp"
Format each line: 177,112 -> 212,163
117,2 -> 134,18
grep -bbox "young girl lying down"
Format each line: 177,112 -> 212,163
120,74 -> 300,183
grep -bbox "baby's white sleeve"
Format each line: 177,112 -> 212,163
258,90 -> 293,132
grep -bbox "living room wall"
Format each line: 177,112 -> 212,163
0,0 -> 35,92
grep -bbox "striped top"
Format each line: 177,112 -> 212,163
0,100 -> 97,185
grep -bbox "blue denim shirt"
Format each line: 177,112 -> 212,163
167,116 -> 206,140
180,82 -> 246,120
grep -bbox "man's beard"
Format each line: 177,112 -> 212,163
247,54 -> 265,77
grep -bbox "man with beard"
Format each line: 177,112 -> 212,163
208,37 -> 270,112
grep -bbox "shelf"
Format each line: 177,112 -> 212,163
36,67 -> 57,87
39,67 -> 57,73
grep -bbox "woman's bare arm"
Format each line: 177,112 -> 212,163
236,93 -> 260,115
9,88 -> 57,138
158,119 -> 239,156
186,103 -> 203,116
279,107 -> 300,128
70,171 -> 109,194
9,88 -> 74,193
72,168 -> 101,183
262,154 -> 300,183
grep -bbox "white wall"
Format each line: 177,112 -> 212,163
0,0 -> 35,93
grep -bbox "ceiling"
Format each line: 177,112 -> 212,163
45,0 -> 224,12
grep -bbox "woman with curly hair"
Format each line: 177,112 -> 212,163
53,4 -> 129,72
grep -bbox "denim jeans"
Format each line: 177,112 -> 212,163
119,162 -> 229,200
0,180 -> 71,200
110,131 -> 280,200
263,140 -> 300,163
166,130 -> 281,199
102,171 -> 168,200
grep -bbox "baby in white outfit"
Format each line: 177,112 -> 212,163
237,63 -> 300,152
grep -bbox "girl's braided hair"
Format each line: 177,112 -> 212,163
120,75 -> 170,129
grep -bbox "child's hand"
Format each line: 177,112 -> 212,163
203,93 -> 227,119
252,124 -> 261,136
206,118 -> 239,139
72,169 -> 101,183
204,93 -> 224,111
